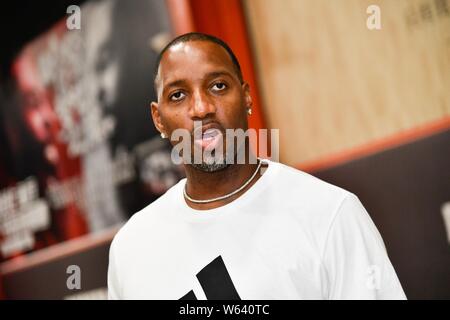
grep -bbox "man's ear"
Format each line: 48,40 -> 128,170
242,82 -> 253,109
150,101 -> 166,136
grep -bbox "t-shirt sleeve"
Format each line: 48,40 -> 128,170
321,193 -> 406,300
107,239 -> 121,300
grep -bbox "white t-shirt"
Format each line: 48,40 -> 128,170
108,160 -> 406,300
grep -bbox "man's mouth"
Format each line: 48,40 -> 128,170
193,124 -> 224,149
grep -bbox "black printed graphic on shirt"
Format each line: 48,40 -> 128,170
180,255 -> 241,300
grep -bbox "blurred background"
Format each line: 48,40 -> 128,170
0,0 -> 449,299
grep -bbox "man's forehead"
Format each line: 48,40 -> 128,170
158,41 -> 236,81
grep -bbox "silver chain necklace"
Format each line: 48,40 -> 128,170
183,158 -> 264,204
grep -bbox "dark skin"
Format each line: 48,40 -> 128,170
151,40 -> 266,210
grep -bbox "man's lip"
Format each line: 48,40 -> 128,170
192,122 -> 224,149
194,130 -> 223,149
193,122 -> 224,138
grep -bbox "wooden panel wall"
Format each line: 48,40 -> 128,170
244,0 -> 450,166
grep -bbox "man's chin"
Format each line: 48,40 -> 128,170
191,161 -> 230,173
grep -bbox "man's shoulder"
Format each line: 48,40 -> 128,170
111,178 -> 185,248
268,160 -> 357,233
269,160 -> 351,203
268,160 -> 361,255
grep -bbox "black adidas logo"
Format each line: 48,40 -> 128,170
180,255 -> 241,300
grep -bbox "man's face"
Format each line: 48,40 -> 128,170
151,40 -> 252,172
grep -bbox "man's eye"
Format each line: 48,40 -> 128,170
211,82 -> 227,92
169,91 -> 186,101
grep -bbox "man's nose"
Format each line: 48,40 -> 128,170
190,90 -> 216,119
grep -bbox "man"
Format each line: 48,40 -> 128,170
108,32 -> 406,299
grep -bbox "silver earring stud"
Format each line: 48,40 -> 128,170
160,132 -> 167,139
247,108 -> 252,115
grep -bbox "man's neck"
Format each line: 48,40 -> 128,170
183,154 -> 264,211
